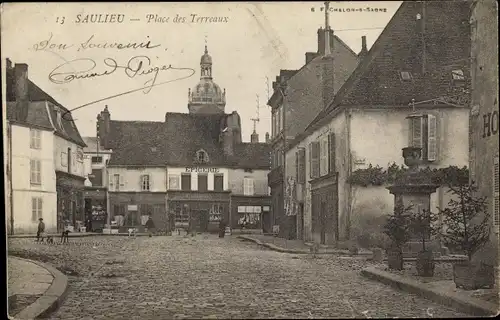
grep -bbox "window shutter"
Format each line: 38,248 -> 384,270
295,151 -> 299,182
108,174 -> 114,189
427,114 -> 438,161
328,133 -> 336,174
38,198 -> 43,219
119,174 -> 124,187
410,116 -> 423,148
309,143 -> 313,179
32,198 -> 37,221
250,179 -> 255,195
312,141 -> 320,179
494,155 -> 499,233
148,174 -> 152,191
298,148 -> 306,184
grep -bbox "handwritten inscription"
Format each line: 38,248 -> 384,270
49,56 -> 191,92
32,33 -> 160,52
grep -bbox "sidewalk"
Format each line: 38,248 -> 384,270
362,267 -> 499,316
8,256 -> 68,319
238,234 -> 372,255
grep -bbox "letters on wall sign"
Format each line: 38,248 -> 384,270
185,167 -> 220,173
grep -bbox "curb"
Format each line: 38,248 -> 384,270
237,235 -> 373,256
361,266 -> 499,316
10,256 -> 69,319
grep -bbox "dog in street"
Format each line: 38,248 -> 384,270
60,230 -> 70,243
46,236 -> 54,244
127,228 -> 137,237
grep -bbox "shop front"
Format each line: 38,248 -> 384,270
83,186 -> 107,232
167,190 -> 231,233
108,192 -> 167,233
230,195 -> 271,233
56,171 -> 85,232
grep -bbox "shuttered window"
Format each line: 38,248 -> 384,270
427,114 -> 438,161
214,174 -> 224,191
198,174 -> 208,192
295,151 -> 300,182
31,197 -> 43,221
30,159 -> 41,185
408,114 -> 439,162
181,174 -> 191,191
319,136 -> 329,176
494,155 -> 499,233
297,148 -> 306,184
328,133 -> 336,174
309,141 -> 320,179
244,178 -> 255,196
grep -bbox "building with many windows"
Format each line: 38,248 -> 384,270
268,14 -> 361,239
287,1 -> 471,245
96,45 -> 271,233
6,58 -> 87,234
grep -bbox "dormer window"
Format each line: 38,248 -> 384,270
54,106 -> 65,132
399,71 -> 413,81
195,149 -> 209,164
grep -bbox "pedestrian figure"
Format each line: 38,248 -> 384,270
36,218 -> 45,243
219,219 -> 226,238
61,222 -> 70,244
145,216 -> 155,237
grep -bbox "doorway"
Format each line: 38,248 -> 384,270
298,203 -> 304,240
320,201 -> 326,245
198,209 -> 209,232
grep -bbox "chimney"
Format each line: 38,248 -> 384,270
305,52 -> 318,64
317,28 -> 325,55
251,132 -> 259,143
265,132 -> 270,143
14,63 -> 29,122
6,58 -> 12,70
98,105 -> 111,149
320,1 -> 335,108
358,36 -> 368,59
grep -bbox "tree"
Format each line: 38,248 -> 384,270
409,208 -> 439,252
384,202 -> 413,249
439,183 -> 490,261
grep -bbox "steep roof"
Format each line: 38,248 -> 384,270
6,63 -> 87,147
305,0 -> 471,133
105,112 -> 271,169
107,121 -> 167,166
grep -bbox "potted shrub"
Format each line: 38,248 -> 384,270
409,208 -> 439,277
439,182 -> 494,290
383,202 -> 412,270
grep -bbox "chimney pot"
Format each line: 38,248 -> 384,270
361,36 -> 367,50
6,58 -> 12,70
265,132 -> 270,143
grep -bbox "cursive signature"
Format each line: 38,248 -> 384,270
52,56 -> 195,120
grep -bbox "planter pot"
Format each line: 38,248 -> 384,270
416,250 -> 435,277
387,247 -> 404,270
453,261 -> 495,290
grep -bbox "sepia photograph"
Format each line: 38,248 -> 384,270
2,1 -> 499,318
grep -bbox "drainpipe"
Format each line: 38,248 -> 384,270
345,109 -> 352,240
8,122 -> 14,235
278,87 -> 288,238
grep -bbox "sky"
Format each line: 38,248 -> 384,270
2,2 -> 401,142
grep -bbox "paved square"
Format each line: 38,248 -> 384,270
8,235 -> 470,319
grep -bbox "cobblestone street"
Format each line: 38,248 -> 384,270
8,235 -> 470,319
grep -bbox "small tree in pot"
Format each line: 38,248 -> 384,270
439,182 -> 493,290
383,202 -> 413,270
409,208 -> 439,277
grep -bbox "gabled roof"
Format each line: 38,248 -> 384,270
6,63 -> 87,147
105,112 -> 271,169
304,0 -> 471,134
107,121 -> 167,166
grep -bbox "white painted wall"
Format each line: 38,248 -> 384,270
54,135 -> 85,178
167,167 -> 229,191
83,151 -> 112,187
10,124 -> 57,233
107,167 -> 166,192
349,107 -> 469,219
229,169 -> 269,195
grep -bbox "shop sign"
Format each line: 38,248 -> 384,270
482,110 -> 499,138
185,167 -> 220,173
128,205 -> 138,211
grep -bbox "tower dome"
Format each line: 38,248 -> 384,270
188,44 -> 226,114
